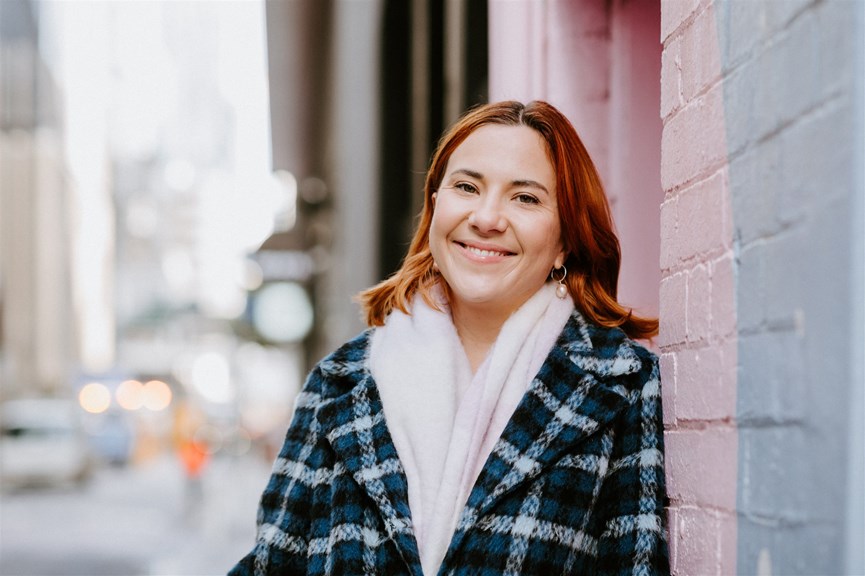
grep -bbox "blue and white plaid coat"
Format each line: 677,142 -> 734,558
229,310 -> 670,575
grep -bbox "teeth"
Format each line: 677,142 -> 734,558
467,245 -> 507,257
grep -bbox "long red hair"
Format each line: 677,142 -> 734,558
357,100 -> 658,340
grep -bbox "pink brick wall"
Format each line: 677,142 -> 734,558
659,0 -> 737,574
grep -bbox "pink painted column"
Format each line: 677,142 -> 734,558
489,0 -> 611,177
607,0 -> 663,319
487,0 -> 547,103
659,0 -> 737,574
543,0 -> 612,180
488,0 -> 660,319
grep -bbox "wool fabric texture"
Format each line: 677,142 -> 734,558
370,283 -> 574,575
229,308 -> 670,576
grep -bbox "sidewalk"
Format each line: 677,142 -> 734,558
0,450 -> 272,576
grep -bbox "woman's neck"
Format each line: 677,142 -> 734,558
451,303 -> 509,373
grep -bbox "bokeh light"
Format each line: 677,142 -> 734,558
79,382 -> 112,414
252,282 -> 314,343
142,380 -> 172,411
116,379 -> 144,411
191,352 -> 233,404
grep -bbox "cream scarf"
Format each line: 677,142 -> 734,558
370,282 -> 574,576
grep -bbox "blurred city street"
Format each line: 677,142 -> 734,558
0,451 -> 272,576
1,2 -> 306,573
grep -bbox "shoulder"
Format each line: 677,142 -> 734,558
299,329 -> 375,405
556,310 -> 659,395
316,329 -> 374,376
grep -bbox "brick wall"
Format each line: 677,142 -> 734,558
659,1 -> 736,573
724,0 -> 861,572
660,0 -> 864,573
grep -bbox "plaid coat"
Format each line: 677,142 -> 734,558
229,310 -> 669,575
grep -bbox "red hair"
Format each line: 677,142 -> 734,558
357,100 -> 658,340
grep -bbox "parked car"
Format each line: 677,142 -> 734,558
84,408 -> 135,466
0,398 -> 93,488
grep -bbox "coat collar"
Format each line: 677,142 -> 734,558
315,310 -> 646,573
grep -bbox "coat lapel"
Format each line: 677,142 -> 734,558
448,311 -> 644,550
315,334 -> 423,575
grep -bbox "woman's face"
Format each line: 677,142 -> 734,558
429,124 -> 565,319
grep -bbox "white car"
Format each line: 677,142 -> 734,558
0,398 -> 93,488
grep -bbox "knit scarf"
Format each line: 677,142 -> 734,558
370,282 -> 575,576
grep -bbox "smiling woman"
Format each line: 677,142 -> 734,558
428,124 -> 565,370
230,101 -> 669,576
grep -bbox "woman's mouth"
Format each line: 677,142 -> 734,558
457,242 -> 513,258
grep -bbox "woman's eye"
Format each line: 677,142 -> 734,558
455,182 -> 478,194
515,193 -> 539,204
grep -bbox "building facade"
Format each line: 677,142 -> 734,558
0,0 -> 78,399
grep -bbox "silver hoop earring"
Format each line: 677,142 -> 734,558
550,266 -> 568,299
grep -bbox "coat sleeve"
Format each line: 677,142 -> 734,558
228,366 -> 330,576
593,354 -> 670,576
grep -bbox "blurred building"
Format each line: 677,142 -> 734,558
1,1 -> 304,448
0,0 -> 77,399
263,0 -> 488,362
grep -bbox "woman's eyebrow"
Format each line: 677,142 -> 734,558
448,169 -> 551,196
511,179 -> 550,194
449,168 -> 484,180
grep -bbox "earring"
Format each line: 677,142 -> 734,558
550,266 -> 568,299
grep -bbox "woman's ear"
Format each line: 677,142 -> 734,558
554,249 -> 566,270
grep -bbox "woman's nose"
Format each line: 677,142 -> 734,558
467,195 -> 507,233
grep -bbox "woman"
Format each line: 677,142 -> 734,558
229,100 -> 669,575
